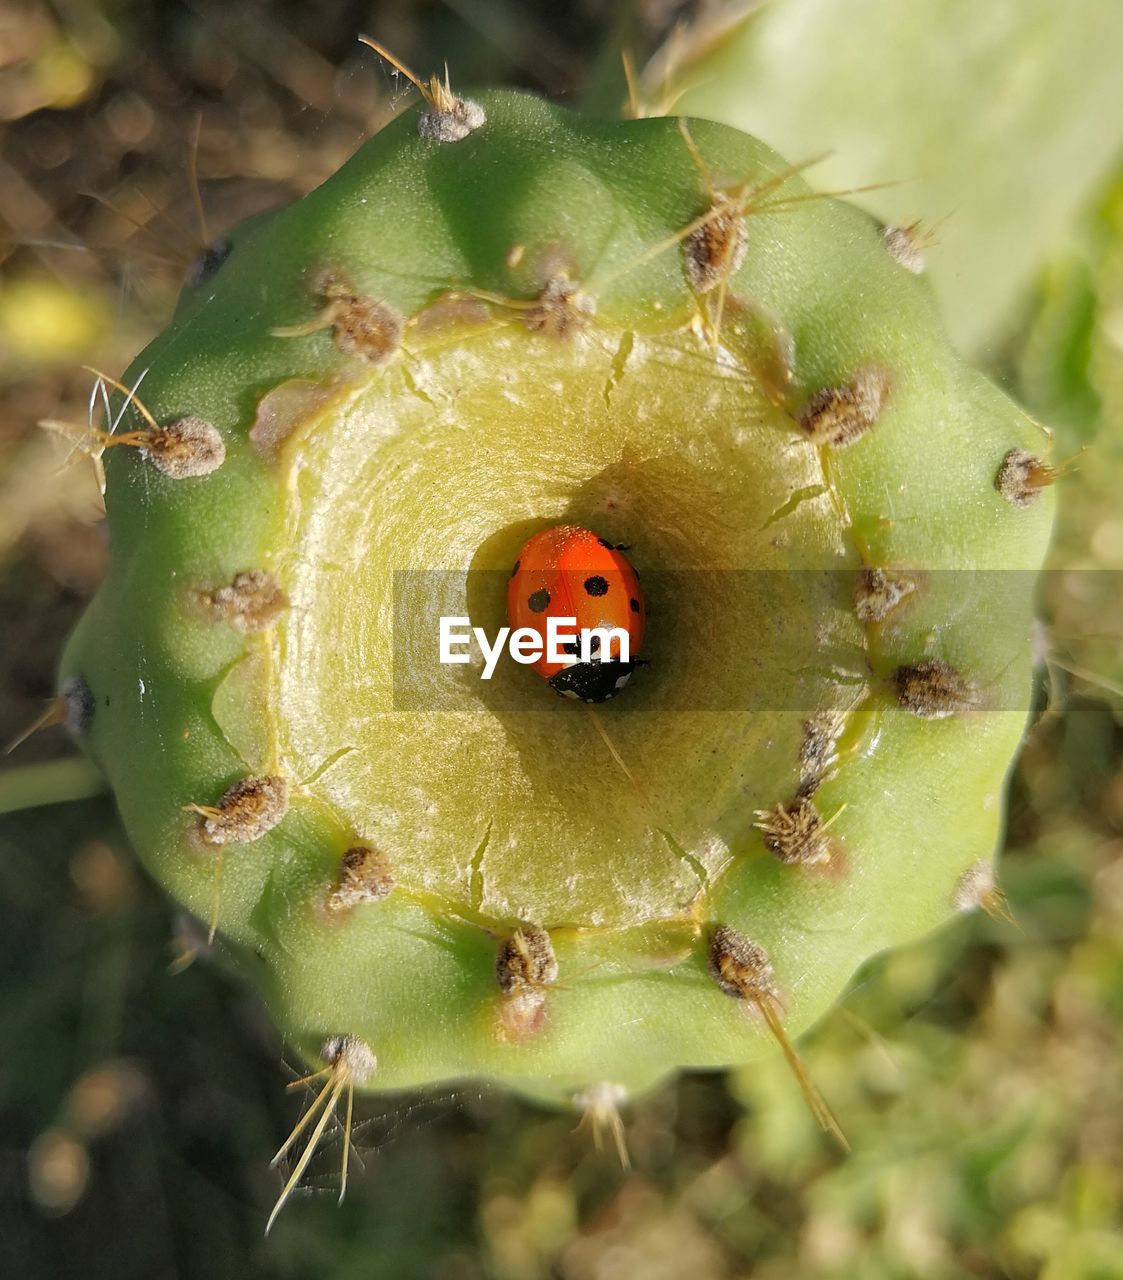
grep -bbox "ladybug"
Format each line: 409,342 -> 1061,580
506,524 -> 646,703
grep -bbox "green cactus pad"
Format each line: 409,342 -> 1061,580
61,89 -> 1053,1109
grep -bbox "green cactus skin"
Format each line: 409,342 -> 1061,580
60,88 -> 1053,1115
647,0 -> 1123,355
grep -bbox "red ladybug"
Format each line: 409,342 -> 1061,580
506,524 -> 645,702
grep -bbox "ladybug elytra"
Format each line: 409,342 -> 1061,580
506,524 -> 646,703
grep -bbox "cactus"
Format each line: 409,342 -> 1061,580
51,67 -> 1052,1206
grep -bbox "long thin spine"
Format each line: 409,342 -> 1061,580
265,1076 -> 346,1235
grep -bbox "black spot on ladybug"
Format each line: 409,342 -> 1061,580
561,639 -> 581,656
629,597 -> 640,613
528,589 -> 550,613
509,559 -> 520,579
586,634 -> 602,655
584,575 -> 609,597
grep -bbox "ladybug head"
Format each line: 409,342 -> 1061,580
548,660 -> 635,704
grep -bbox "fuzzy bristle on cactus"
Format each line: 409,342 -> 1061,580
56,80 -> 1053,1158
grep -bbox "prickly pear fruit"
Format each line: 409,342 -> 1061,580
58,87 -> 1053,1128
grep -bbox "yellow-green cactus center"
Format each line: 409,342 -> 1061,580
269,322 -> 854,926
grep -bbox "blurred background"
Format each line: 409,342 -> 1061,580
2,2 -> 1123,1276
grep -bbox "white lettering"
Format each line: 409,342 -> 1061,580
582,626 -> 630,664
437,616 -> 634,678
509,627 -> 544,664
440,616 -> 472,664
546,615 -> 579,666
476,625 -> 511,680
